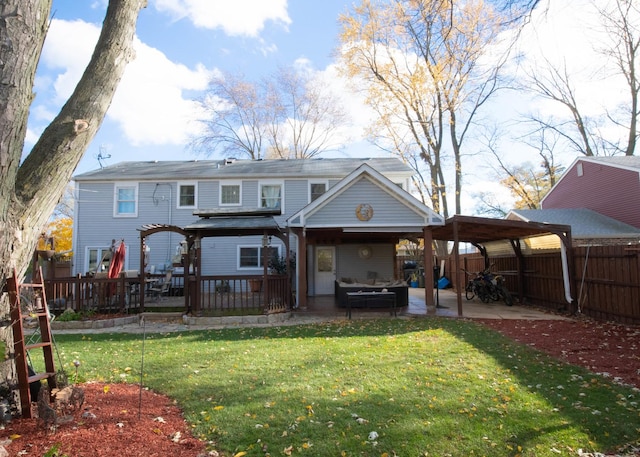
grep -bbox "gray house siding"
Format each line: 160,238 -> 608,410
198,181 -> 218,209
74,178 -> 307,275
72,159 -> 420,279
336,244 -> 395,280
75,181 -> 199,275
306,178 -> 424,227
197,235 -> 286,276
75,182 -> 111,274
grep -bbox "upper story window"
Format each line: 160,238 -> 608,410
220,181 -> 241,206
309,181 -> 327,202
114,183 -> 138,217
178,182 -> 197,209
260,182 -> 283,211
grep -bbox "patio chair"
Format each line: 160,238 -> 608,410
149,270 -> 172,301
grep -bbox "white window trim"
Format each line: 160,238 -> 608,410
219,180 -> 242,206
177,181 -> 198,209
308,180 -> 328,203
113,182 -> 138,217
237,244 -> 282,270
577,163 -> 584,177
85,246 -> 115,274
258,180 -> 284,212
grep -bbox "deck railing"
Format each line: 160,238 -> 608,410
42,273 -> 291,316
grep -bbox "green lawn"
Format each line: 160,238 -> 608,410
45,318 -> 640,456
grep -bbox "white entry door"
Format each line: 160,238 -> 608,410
315,246 -> 336,295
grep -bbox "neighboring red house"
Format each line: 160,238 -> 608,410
542,156 -> 640,229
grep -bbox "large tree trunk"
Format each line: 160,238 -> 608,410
0,0 -> 146,415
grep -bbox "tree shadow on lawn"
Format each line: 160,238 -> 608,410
443,319 -> 640,454
55,317 -> 640,454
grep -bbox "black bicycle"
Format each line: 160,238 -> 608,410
463,270 -> 493,303
482,269 -> 514,306
463,268 -> 513,306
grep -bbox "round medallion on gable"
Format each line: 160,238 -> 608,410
355,203 -> 374,221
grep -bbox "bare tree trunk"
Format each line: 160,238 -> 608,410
0,0 -> 146,414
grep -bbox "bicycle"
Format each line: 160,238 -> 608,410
462,268 -> 513,306
462,269 -> 493,303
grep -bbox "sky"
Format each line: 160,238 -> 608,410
26,0 -> 633,214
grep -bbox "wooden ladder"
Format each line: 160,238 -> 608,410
7,268 -> 57,418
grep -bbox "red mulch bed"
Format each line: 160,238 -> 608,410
2,383 -> 214,457
476,317 -> 640,388
2,316 -> 640,456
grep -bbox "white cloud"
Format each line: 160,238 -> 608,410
513,0 -> 630,117
41,19 -> 101,104
108,39 -> 216,145
153,0 -> 291,37
317,63 -> 372,144
37,17 -> 217,148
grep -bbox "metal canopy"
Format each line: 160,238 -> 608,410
184,216 -> 282,237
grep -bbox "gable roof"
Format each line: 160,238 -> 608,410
73,157 -> 414,182
507,208 -> 640,239
287,163 -> 443,230
578,155 -> 640,172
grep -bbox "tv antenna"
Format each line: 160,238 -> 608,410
96,145 -> 111,168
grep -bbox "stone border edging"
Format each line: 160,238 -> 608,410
51,315 -> 139,330
51,312 -> 293,330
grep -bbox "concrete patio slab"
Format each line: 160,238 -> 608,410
407,287 -> 570,320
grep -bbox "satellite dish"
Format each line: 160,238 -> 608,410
96,145 -> 111,168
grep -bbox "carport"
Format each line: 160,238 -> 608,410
428,215 -> 575,317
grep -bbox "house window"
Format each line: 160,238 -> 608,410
260,183 -> 283,211
238,245 -> 280,269
114,183 -> 137,217
220,182 -> 241,206
178,182 -> 197,208
87,247 -> 112,274
309,182 -> 327,202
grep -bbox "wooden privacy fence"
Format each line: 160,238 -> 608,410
448,244 -> 640,324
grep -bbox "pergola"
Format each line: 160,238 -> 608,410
429,215 -> 575,317
138,209 -> 290,313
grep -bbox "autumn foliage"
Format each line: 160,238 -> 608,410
39,217 -> 73,260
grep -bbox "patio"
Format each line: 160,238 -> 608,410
300,287 -> 569,321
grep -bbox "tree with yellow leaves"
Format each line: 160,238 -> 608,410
42,217 -> 73,260
338,0 -> 515,217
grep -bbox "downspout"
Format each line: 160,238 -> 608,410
560,241 -> 573,304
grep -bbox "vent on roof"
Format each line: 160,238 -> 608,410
225,158 -> 236,165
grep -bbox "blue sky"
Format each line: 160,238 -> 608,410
29,0 -> 356,175
27,0 -> 633,213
